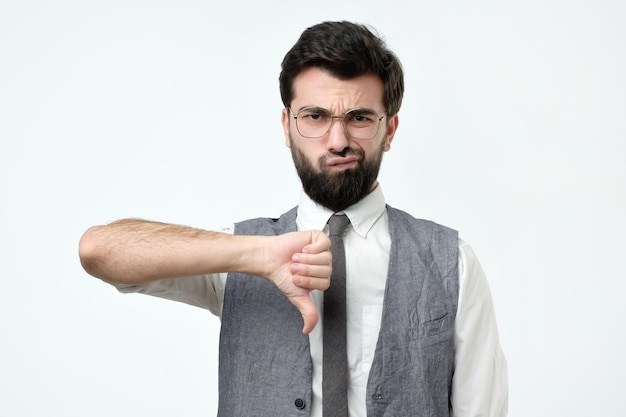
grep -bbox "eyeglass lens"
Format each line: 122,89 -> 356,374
296,108 -> 382,139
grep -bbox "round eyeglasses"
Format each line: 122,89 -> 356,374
289,107 -> 385,140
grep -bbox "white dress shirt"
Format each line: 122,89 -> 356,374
115,185 -> 508,416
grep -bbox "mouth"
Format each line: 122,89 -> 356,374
326,155 -> 359,170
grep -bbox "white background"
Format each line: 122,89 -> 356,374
1,1 -> 625,416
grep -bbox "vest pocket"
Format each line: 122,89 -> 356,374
409,312 -> 454,340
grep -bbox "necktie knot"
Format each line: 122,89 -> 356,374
328,214 -> 351,237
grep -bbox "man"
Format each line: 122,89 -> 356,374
79,21 -> 508,417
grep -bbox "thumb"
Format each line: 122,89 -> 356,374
289,293 -> 319,335
305,229 -> 331,253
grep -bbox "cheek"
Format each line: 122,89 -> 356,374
357,139 -> 384,158
293,140 -> 323,164
302,141 -> 323,155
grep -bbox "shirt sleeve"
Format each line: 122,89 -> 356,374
113,273 -> 227,317
451,239 -> 509,417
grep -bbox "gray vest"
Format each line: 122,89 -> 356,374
218,206 -> 459,417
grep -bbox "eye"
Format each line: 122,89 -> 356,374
346,110 -> 378,125
299,108 -> 331,123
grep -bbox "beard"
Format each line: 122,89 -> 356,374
290,136 -> 386,212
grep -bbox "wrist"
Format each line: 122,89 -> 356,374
232,235 -> 275,279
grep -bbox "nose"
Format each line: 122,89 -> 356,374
326,117 -> 350,153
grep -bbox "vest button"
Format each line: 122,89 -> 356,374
294,398 -> 306,409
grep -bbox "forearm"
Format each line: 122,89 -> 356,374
80,217 -> 332,333
78,218 -> 270,284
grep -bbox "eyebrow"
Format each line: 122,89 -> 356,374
295,106 -> 328,113
295,106 -> 380,114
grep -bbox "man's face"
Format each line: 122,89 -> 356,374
281,67 -> 399,212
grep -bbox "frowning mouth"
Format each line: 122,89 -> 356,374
326,155 -> 359,169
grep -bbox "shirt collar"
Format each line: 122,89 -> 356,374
296,184 -> 387,238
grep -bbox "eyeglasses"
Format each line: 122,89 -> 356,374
289,107 -> 385,140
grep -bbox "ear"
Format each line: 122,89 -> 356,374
382,114 -> 399,152
281,108 -> 292,148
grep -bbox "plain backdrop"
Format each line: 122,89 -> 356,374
1,1 -> 625,416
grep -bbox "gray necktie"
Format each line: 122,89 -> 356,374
323,214 -> 351,417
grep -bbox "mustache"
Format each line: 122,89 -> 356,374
320,147 -> 364,161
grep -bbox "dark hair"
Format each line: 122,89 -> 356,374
279,21 -> 404,116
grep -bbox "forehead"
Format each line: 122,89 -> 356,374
291,67 -> 384,111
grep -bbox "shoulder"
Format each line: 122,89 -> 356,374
386,205 -> 459,283
234,207 -> 298,236
386,205 -> 458,238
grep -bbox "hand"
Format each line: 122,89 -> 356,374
266,231 -> 332,334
